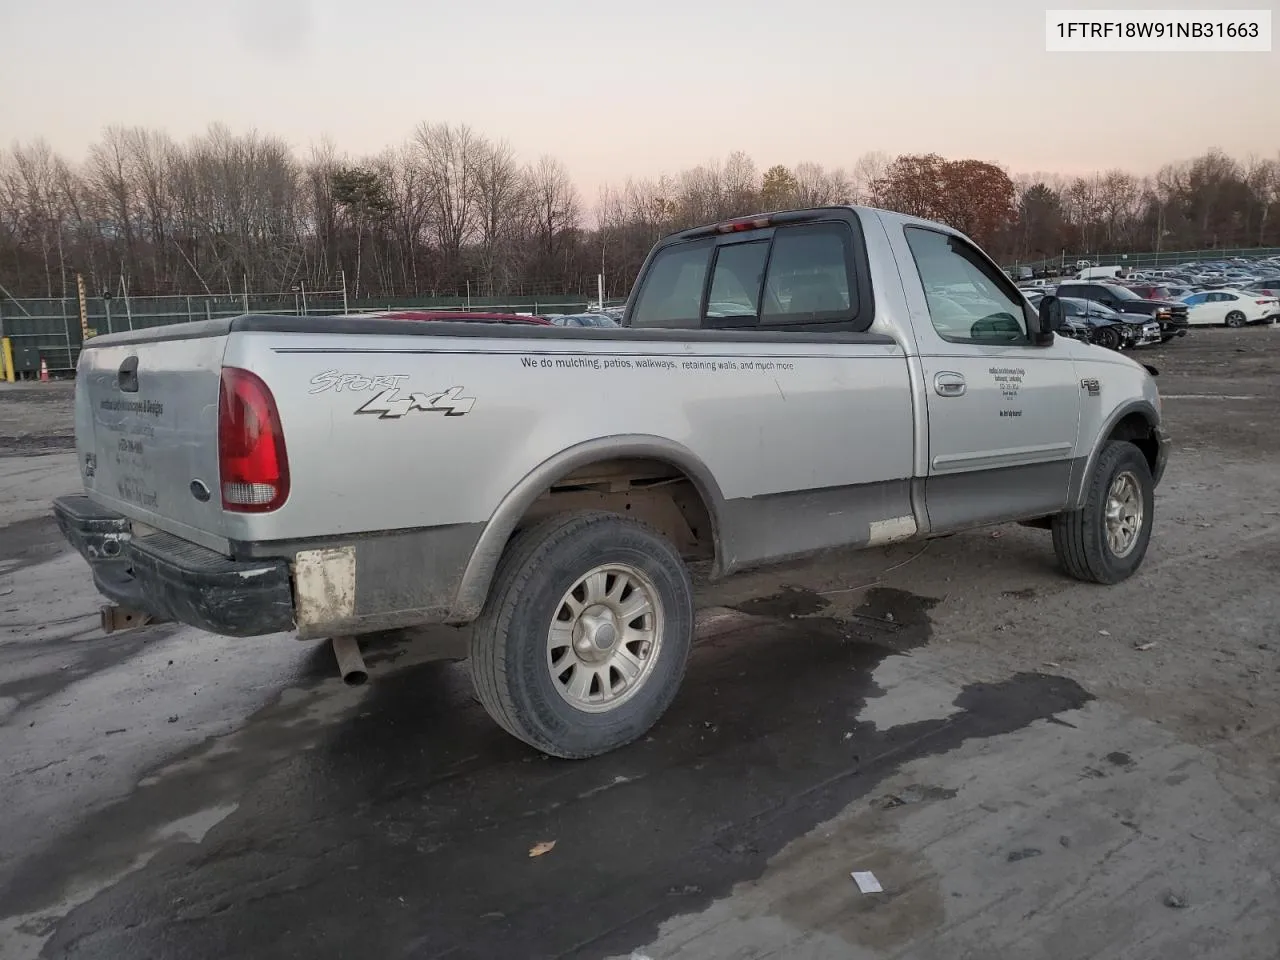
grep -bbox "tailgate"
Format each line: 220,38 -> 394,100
76,325 -> 232,551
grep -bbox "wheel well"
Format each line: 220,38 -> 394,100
1108,412 -> 1159,474
512,458 -> 717,562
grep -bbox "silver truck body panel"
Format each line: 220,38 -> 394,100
872,208 -> 1160,529
223,329 -> 917,557
65,205 -> 1166,638
74,326 -> 232,553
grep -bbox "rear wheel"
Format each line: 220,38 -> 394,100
1225,310 -> 1247,328
1051,441 -> 1154,584
469,510 -> 695,758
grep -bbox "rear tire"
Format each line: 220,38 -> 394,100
469,510 -> 695,759
1225,311 -> 1247,328
1051,441 -> 1154,584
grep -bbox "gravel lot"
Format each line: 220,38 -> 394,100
1,330 -> 1278,959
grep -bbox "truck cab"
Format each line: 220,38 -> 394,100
624,207 -> 1165,536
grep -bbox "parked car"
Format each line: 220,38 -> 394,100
1054,281 -> 1190,342
548,313 -> 620,328
1243,279 -> 1280,299
1057,297 -> 1161,350
53,205 -> 1168,759
1179,289 -> 1280,326
1075,265 -> 1126,281
1123,284 -> 1179,301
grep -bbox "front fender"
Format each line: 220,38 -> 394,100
1067,398 -> 1165,509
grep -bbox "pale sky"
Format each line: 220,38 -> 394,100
1,0 -> 1275,201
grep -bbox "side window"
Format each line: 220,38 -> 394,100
903,226 -> 1029,343
629,239 -> 713,329
705,240 -> 769,324
760,223 -> 855,325
1062,301 -> 1083,316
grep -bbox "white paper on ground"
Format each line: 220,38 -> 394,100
851,870 -> 883,894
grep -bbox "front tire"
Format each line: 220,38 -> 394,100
1095,326 -> 1122,351
1051,441 -> 1154,584
469,510 -> 695,759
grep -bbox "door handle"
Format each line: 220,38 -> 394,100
934,371 -> 966,397
117,355 -> 139,393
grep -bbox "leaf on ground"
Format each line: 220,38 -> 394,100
529,840 -> 557,858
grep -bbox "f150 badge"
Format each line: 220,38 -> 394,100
355,386 -> 475,419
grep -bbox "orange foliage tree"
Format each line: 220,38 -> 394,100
873,154 -> 1016,248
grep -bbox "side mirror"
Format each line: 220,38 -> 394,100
1034,295 -> 1066,345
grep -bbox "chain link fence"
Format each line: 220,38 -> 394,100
1007,246 -> 1280,273
0,288 -> 626,376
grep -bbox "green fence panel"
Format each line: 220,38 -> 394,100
1,293 -> 626,375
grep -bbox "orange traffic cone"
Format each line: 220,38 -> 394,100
39,357 -> 49,381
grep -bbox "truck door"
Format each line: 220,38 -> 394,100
893,224 -> 1084,533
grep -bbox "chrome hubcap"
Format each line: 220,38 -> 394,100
1105,471 -> 1144,558
547,564 -> 663,713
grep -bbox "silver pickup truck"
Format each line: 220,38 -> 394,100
53,205 -> 1168,758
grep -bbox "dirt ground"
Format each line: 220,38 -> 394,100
1,330 -> 1278,959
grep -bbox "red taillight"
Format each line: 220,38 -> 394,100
715,216 -> 772,234
218,367 -> 289,513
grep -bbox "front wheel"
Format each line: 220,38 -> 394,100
1051,441 -> 1155,584
469,510 -> 695,758
1095,326 -> 1122,351
1225,311 -> 1247,328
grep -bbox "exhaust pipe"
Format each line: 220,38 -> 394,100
332,636 -> 368,685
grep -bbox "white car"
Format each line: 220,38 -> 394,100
1179,288 -> 1280,327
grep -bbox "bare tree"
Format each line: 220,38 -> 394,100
415,122 -> 482,276
526,154 -> 580,262
470,138 -> 526,289
852,151 -> 890,204
676,162 -> 723,225
85,125 -> 140,288
793,162 -> 851,206
374,142 -> 430,295
722,151 -> 759,215
3,127 -> 1280,308
125,128 -> 175,290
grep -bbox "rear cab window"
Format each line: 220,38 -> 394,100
628,217 -> 872,332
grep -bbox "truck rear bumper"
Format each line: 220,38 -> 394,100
53,495 -> 296,637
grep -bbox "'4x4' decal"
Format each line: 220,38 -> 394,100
355,386 -> 475,419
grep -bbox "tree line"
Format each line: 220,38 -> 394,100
1,122 -> 1277,302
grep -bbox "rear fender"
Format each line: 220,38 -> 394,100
450,435 -> 727,621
